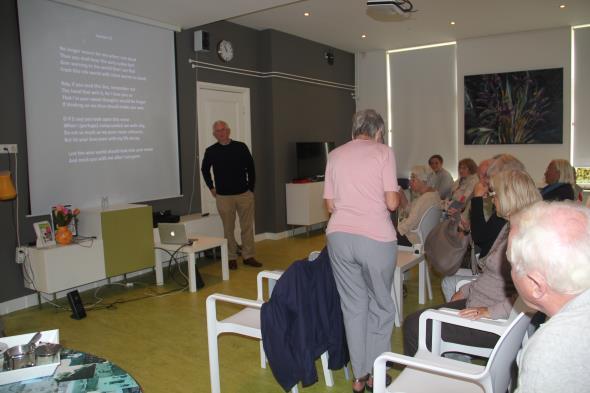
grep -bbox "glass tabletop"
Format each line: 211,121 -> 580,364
0,348 -> 142,393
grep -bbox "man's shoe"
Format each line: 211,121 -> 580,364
243,257 -> 262,267
229,260 -> 238,270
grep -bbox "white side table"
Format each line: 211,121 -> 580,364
154,236 -> 228,292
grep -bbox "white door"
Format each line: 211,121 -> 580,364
197,82 -> 252,239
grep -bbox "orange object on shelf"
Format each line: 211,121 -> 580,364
55,226 -> 73,245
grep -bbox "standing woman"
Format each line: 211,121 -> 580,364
324,109 -> 400,393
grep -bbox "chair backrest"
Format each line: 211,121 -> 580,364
257,252 -> 321,301
416,206 -> 442,244
484,312 -> 531,392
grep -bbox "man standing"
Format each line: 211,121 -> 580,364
507,201 -> 590,392
201,120 -> 261,270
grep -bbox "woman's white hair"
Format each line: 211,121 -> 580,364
508,201 -> 590,294
410,165 -> 429,182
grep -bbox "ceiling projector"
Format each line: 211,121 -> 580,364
367,0 -> 415,16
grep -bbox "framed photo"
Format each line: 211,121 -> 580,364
50,204 -> 77,236
464,68 -> 563,145
33,221 -> 55,248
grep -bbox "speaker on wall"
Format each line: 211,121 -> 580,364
66,290 -> 87,320
194,30 -> 210,52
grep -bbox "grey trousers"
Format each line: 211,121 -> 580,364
327,232 -> 397,378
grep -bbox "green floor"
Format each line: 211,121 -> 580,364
2,232 -> 444,392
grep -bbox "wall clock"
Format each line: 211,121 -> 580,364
217,40 -> 234,62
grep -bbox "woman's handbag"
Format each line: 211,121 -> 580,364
424,218 -> 470,276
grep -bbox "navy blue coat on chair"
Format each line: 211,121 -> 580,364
260,248 -> 349,391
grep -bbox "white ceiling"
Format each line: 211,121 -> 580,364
79,0 -> 590,52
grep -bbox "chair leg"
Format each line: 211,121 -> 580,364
320,351 -> 334,387
259,341 -> 266,369
206,301 -> 221,393
343,363 -> 350,380
418,260 -> 426,304
392,267 -> 403,327
425,264 -> 433,301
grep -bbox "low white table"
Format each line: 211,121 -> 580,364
154,236 -> 229,292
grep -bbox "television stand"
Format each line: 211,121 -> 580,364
285,182 -> 329,233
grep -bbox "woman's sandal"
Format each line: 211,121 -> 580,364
352,373 -> 370,393
365,373 -> 392,392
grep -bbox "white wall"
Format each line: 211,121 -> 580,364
355,27 -> 572,184
457,27 -> 571,184
355,51 -> 388,126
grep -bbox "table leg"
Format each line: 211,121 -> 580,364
220,240 -> 229,281
392,267 -> 403,327
418,258 -> 426,304
154,249 -> 164,286
188,252 -> 197,292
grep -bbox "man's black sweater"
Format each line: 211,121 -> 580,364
200,140 -> 255,195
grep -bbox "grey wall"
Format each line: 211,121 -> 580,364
0,2 -> 355,303
181,22 -> 355,231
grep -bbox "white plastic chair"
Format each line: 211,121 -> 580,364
431,307 -> 518,359
206,269 -> 348,393
372,310 -> 531,393
393,205 -> 441,326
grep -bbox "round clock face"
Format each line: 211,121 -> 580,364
217,40 -> 234,62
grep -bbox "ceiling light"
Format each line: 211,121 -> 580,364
304,12 -> 310,16
361,34 -> 367,38
450,21 -> 456,25
560,4 -> 566,9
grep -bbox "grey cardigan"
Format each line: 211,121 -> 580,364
459,224 -> 516,319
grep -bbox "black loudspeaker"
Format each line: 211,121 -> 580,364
66,290 -> 87,320
194,30 -> 210,52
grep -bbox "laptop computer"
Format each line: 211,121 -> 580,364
158,223 -> 197,245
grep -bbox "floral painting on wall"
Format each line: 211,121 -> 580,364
464,68 -> 563,145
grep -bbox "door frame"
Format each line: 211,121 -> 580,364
196,82 -> 252,214
197,81 -> 252,148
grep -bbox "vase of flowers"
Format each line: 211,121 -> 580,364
52,205 -> 80,245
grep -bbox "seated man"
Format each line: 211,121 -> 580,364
508,201 -> 590,392
397,165 -> 440,247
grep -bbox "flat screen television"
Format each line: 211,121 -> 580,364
296,142 -> 335,180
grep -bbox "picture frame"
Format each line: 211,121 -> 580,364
464,67 -> 563,145
33,221 -> 55,248
50,204 -> 77,236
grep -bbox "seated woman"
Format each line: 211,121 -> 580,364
441,154 -> 526,302
426,154 -> 454,200
445,158 -> 478,211
397,165 -> 441,247
403,169 -> 542,357
542,159 -> 575,201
